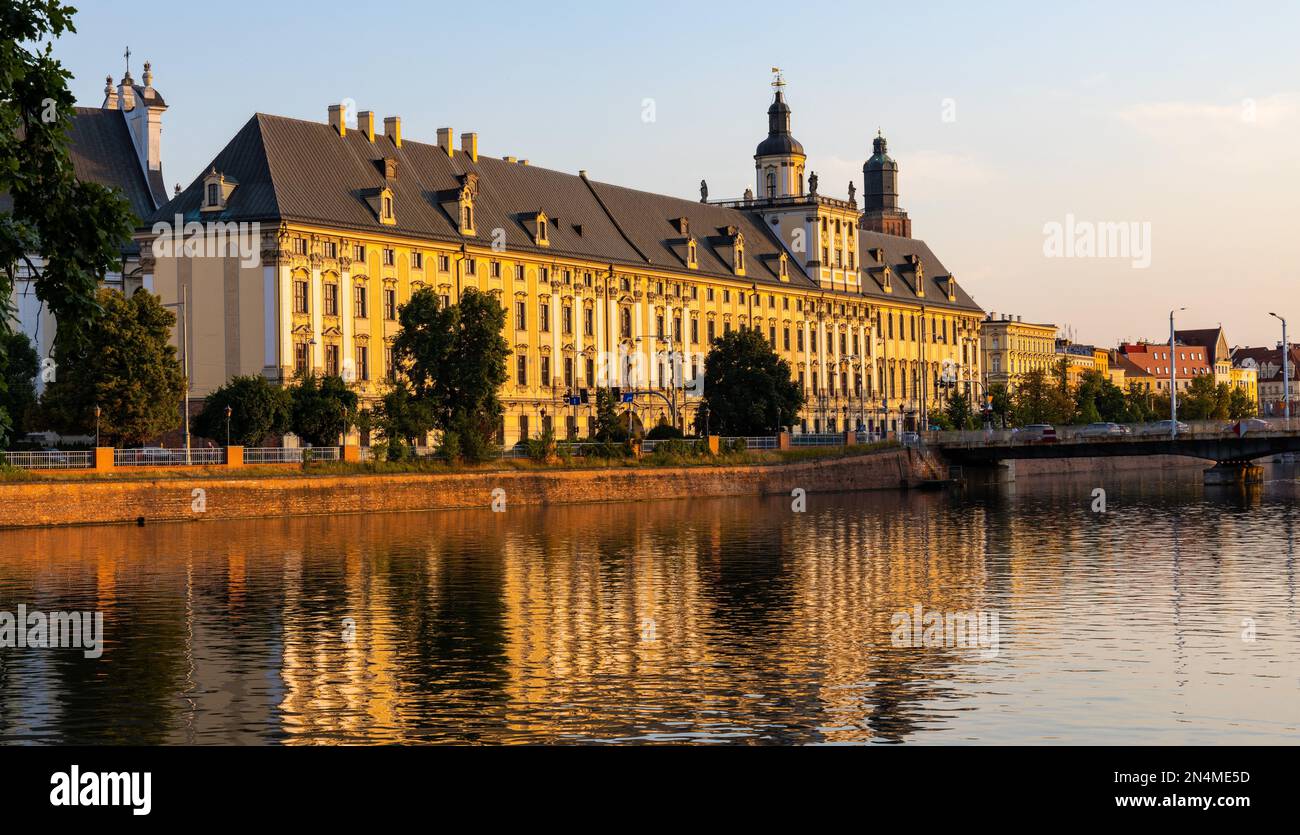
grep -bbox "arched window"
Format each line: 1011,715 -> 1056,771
766,170 -> 776,198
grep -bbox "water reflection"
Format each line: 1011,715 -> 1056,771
1,467 -> 1298,744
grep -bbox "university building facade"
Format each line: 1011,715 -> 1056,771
139,79 -> 984,445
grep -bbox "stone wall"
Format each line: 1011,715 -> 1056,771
0,449 -> 927,529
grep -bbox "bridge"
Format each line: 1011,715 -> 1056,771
925,420 -> 1300,485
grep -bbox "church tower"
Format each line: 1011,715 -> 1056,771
861,131 -> 911,237
754,70 -> 806,200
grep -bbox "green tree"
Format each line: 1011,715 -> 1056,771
1124,383 -> 1156,423
39,288 -> 186,446
1228,387 -> 1257,420
592,388 -> 629,442
1,2 -> 136,384
1181,375 -> 1231,421
289,373 -> 358,447
391,287 -> 509,453
988,383 -> 1012,428
0,331 -> 39,444
693,328 -> 804,436
1012,368 -> 1073,426
193,375 -> 291,447
374,380 -> 434,458
944,391 -> 976,430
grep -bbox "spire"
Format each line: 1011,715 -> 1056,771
755,71 -> 804,159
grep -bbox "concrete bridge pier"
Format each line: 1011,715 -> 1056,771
1204,461 -> 1264,486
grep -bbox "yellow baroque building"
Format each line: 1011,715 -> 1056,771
139,81 -> 984,446
980,313 -> 1057,394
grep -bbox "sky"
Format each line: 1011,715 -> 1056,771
53,0 -> 1300,348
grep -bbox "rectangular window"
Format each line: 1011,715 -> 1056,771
383,248 -> 395,267
325,344 -> 339,377
783,328 -> 791,350
355,345 -> 369,381
690,317 -> 699,344
293,238 -> 307,256
586,357 -> 595,384
323,241 -> 337,258
563,305 -> 573,334
385,346 -> 395,381
518,415 -> 529,441
797,329 -> 805,351
584,308 -> 594,336
516,355 -> 528,386
384,288 -> 397,320
438,254 -> 451,272
564,357 -> 573,388
354,285 -> 367,318
323,283 -> 338,316
540,301 -> 551,332
708,320 -> 716,342
491,260 -> 502,279
293,280 -> 309,314
515,301 -> 527,331
294,342 -> 308,374
466,258 -> 477,276
515,264 -> 525,281
411,252 -> 423,270
540,356 -> 551,388
723,289 -> 731,303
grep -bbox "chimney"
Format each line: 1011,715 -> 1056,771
503,156 -> 517,163
102,75 -> 118,109
460,132 -> 478,162
437,127 -> 454,157
328,104 -> 346,137
357,111 -> 375,142
383,116 -> 401,148
519,159 -> 530,166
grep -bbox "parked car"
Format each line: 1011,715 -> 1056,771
900,431 -> 921,445
1225,418 -> 1271,435
1079,422 -> 1127,438
1140,420 -> 1190,436
1015,424 -> 1058,443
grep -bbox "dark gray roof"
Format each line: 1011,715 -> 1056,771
149,111 -> 979,310
67,107 -> 157,220
857,230 -> 982,313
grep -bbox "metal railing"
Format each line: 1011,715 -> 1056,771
243,447 -> 339,464
790,433 -> 846,447
1,450 -> 94,470
114,447 -> 226,467
924,418 -> 1300,449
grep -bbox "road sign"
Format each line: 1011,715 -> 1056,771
622,393 -> 635,404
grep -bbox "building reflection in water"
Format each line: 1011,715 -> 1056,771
1,467 -> 1297,744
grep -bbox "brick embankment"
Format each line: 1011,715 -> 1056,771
1012,454 -> 1210,477
0,449 -> 928,529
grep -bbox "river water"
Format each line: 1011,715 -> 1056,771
1,466 -> 1297,744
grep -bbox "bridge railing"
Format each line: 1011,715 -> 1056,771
925,418 -> 1300,448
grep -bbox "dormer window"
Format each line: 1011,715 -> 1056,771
201,168 -> 237,212
687,237 -> 698,269
732,232 -> 746,276
882,266 -> 892,293
454,173 -> 479,236
778,253 -> 789,280
946,275 -> 957,301
523,210 -> 550,246
362,186 -> 396,225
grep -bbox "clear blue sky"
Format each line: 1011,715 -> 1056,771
55,0 -> 1300,347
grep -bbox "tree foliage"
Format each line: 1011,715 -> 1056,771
391,287 -> 509,454
1,2 -> 136,362
592,388 -> 629,442
1011,368 -> 1074,426
0,331 -> 39,444
289,373 -> 357,447
39,288 -> 185,445
693,328 -> 804,435
194,375 -> 291,447
374,379 -> 434,458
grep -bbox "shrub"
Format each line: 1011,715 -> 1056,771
645,423 -> 684,440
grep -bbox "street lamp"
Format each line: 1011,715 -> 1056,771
94,404 -> 101,448
225,404 -> 232,447
1270,312 -> 1289,422
1169,307 -> 1185,437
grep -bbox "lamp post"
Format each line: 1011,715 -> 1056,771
1169,307 -> 1185,437
225,404 -> 232,447
1270,312 -> 1289,423
94,404 -> 101,448
340,404 -> 348,448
